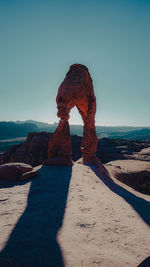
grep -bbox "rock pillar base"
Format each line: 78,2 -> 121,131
43,119 -> 73,166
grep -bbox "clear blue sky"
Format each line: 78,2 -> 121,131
0,0 -> 150,126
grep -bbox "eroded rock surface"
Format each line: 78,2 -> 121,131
106,160 -> 150,195
0,133 -> 150,167
0,162 -> 32,180
0,162 -> 39,181
0,132 -> 51,167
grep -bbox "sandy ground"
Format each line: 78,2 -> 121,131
106,159 -> 150,172
0,160 -> 150,267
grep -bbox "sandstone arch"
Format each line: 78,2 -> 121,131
45,64 -> 98,166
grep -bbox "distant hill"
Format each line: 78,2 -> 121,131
16,120 -> 58,133
0,121 -> 38,139
16,120 -> 54,129
102,128 -> 150,140
0,120 -> 150,141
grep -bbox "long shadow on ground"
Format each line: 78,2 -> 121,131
90,165 -> 150,226
137,256 -> 150,266
0,165 -> 72,267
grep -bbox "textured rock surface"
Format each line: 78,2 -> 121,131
0,162 -> 150,266
0,163 -> 33,180
96,138 -> 150,163
106,160 -> 150,195
0,132 -> 51,167
47,64 -> 97,165
46,119 -> 73,165
126,147 -> 150,161
0,133 -> 150,167
19,169 -> 40,181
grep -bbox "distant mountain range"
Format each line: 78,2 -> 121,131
0,121 -> 38,139
0,120 -> 150,141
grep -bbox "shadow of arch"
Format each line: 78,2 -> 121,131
90,166 -> 150,226
137,257 -> 150,267
0,165 -> 72,267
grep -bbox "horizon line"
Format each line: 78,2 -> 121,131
0,120 -> 150,128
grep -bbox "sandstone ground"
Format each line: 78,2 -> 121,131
0,160 -> 150,267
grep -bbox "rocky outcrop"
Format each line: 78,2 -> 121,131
45,120 -> 73,166
96,138 -> 150,163
106,160 -> 150,195
0,133 -> 150,167
126,147 -> 150,161
0,162 -> 39,181
0,132 -> 51,167
0,132 -> 150,194
46,64 -> 97,165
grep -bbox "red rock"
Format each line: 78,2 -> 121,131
44,119 -> 72,165
46,64 -> 98,165
0,162 -> 33,180
18,169 -> 40,181
1,133 -> 150,167
0,132 -> 51,167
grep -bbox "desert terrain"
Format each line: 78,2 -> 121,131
0,157 -> 149,266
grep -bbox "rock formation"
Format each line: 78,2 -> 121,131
1,132 -> 150,167
44,64 -> 98,166
106,159 -> 150,195
0,162 -> 39,181
0,132 -> 51,167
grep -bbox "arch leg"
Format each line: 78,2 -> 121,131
44,118 -> 73,166
76,100 -> 98,164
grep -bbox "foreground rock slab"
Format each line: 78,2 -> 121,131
0,162 -> 39,181
106,159 -> 150,194
0,161 -> 149,266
